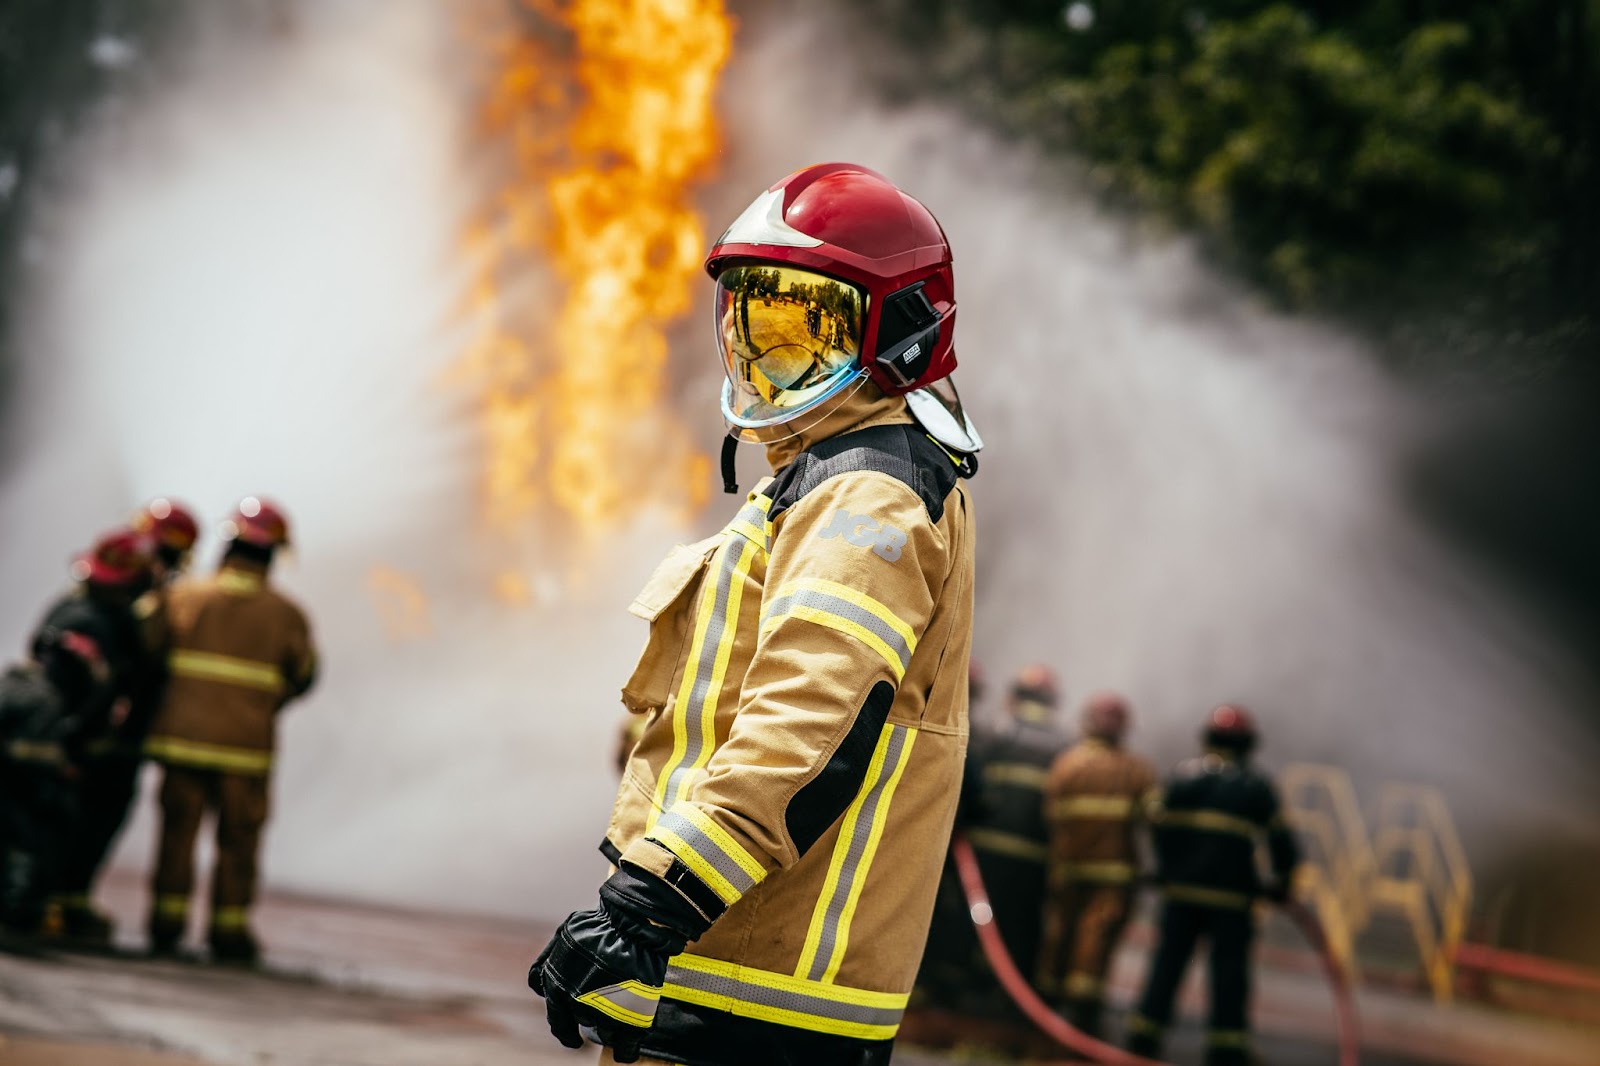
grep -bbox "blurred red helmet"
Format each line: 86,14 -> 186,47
222,497 -> 291,549
1010,663 -> 1061,709
1082,691 -> 1131,741
1204,703 -> 1259,750
71,528 -> 154,589
53,630 -> 109,684
707,163 -> 958,434
132,498 -> 200,553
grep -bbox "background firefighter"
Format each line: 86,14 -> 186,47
26,528 -> 155,940
0,631 -> 107,942
1036,690 -> 1158,1038
956,663 -> 1072,1016
1126,704 -> 1303,1066
527,162 -> 982,1065
144,497 -> 317,964
49,499 -> 198,944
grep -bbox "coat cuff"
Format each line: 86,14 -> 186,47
625,802 -> 772,918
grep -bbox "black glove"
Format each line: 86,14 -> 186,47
1264,881 -> 1292,905
528,864 -> 711,1063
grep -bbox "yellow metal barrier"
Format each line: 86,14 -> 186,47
1368,784 -> 1473,1003
1281,763 -> 1377,982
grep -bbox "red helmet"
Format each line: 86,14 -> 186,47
1204,703 -> 1259,750
222,497 -> 291,549
1082,691 -> 1131,741
34,627 -> 110,697
1010,663 -> 1061,709
707,163 -> 958,433
71,528 -> 154,588
133,498 -> 200,553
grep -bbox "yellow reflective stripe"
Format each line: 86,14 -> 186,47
651,536 -> 759,828
217,571 -> 262,595
576,980 -> 660,1027
815,725 -> 916,984
650,804 -> 767,905
169,650 -> 283,694
154,894 -> 189,918
762,578 -> 917,682
966,828 -> 1048,863
1164,883 -> 1252,910
1127,1012 -> 1164,1035
145,736 -> 273,774
1066,972 -> 1105,997
665,953 -> 906,1040
983,762 -> 1048,790
6,739 -> 66,766
1159,808 -> 1260,838
1052,794 -> 1135,819
1207,1029 -> 1252,1048
1054,859 -> 1136,884
211,906 -> 250,931
727,494 -> 774,553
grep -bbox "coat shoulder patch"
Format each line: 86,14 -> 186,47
768,423 -> 959,525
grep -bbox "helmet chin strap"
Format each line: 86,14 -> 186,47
721,433 -> 741,495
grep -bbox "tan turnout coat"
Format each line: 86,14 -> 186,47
144,560 -> 316,775
607,388 -> 976,1051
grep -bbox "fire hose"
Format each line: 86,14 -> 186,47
949,834 -> 1360,1066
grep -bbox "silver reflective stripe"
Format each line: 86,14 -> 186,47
730,500 -> 770,550
762,588 -> 912,674
651,809 -> 759,896
664,964 -> 905,1029
579,982 -> 660,1023
805,726 -> 909,981
662,539 -> 748,811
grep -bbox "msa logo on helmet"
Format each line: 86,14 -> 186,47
818,508 -> 906,562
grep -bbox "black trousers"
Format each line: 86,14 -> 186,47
54,754 -> 142,899
1134,900 -> 1255,1037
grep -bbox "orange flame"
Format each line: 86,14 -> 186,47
462,0 -> 732,541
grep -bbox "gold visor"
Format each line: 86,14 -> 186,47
716,264 -> 865,428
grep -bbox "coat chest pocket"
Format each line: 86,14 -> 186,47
619,533 -> 723,714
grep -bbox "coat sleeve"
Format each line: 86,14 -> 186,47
281,603 -> 318,703
618,470 -> 949,922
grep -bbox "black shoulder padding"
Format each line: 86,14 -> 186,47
786,681 -> 895,857
768,423 -> 962,524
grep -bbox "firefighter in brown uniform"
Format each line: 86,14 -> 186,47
528,163 -> 981,1065
1037,691 -> 1157,1038
144,498 -> 316,962
1126,705 -> 1302,1066
50,500 -> 199,943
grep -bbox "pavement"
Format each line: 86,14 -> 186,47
0,869 -> 1595,1066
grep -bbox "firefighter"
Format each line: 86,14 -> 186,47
144,498 -> 317,963
1037,691 -> 1158,1038
51,500 -> 198,944
528,163 -> 980,1065
1126,704 -> 1302,1066
0,632 -> 108,942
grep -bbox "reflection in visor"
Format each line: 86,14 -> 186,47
716,265 -> 864,423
